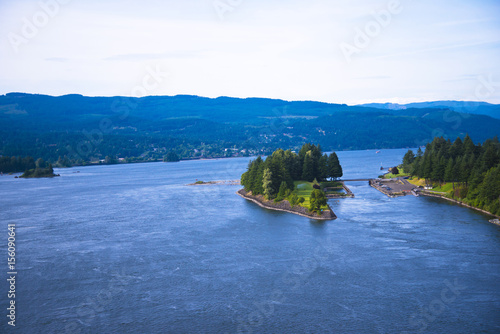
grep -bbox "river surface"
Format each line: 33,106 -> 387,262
0,148 -> 499,333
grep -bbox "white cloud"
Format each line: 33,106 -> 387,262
0,0 -> 499,104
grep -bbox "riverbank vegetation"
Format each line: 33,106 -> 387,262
400,135 -> 500,216
240,144 -> 342,214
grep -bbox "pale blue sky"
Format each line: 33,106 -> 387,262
1,0 -> 499,104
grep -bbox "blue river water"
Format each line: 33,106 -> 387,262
0,148 -> 499,333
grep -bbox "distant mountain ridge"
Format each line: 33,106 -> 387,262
358,100 -> 500,119
1,93 -> 499,163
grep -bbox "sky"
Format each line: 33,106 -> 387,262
1,0 -> 500,105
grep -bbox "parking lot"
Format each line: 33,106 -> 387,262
370,178 -> 416,196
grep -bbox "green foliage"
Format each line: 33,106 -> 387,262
241,144 -> 344,198
275,181 -> 288,202
327,152 -> 343,179
402,150 -> 415,173
308,189 -> 327,214
389,166 -> 399,175
20,164 -> 56,178
301,151 -> 315,181
262,168 -> 273,200
288,192 -> 299,206
164,152 -> 180,162
321,180 -> 342,188
403,135 -> 500,216
104,156 -> 117,164
0,156 -> 36,173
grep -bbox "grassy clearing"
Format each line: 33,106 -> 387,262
294,181 -> 329,210
431,182 -> 454,193
320,181 -> 343,188
407,177 -> 426,187
406,177 -> 454,193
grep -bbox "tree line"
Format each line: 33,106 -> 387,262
401,135 -> 500,216
0,156 -> 62,174
240,143 -> 343,200
0,156 -> 36,173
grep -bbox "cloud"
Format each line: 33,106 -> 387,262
103,52 -> 200,62
355,76 -> 391,80
45,57 -> 69,62
372,39 -> 500,60
434,18 -> 494,27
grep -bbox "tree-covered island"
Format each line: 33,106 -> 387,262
19,158 -> 59,178
239,144 -> 343,219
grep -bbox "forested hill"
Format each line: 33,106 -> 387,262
1,93 -> 500,165
358,101 -> 500,120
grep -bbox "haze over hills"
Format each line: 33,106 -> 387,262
1,93 -> 499,164
358,101 -> 500,120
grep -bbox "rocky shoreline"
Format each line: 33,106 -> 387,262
237,189 -> 336,220
187,180 -> 240,186
419,191 -> 500,219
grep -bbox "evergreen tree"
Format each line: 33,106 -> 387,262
275,181 -> 288,202
288,192 -> 299,207
309,189 -> 327,214
262,168 -> 273,199
450,137 -> 463,158
482,145 -> 499,171
302,151 -> 315,182
463,134 -> 475,155
402,150 -> 415,173
319,154 -> 328,181
444,158 -> 454,183
328,152 -> 342,180
416,147 -> 424,158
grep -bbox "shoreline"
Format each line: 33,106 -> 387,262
187,180 -> 240,186
370,177 -> 500,220
419,191 -> 500,219
237,189 -> 336,221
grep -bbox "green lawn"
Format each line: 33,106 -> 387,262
294,181 -> 329,210
407,177 -> 426,187
320,181 -> 343,188
406,177 -> 455,193
431,182 -> 454,193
